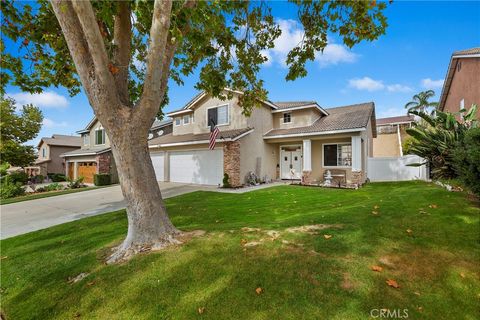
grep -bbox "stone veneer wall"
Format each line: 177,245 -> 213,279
223,141 -> 241,187
351,171 -> 364,185
96,152 -> 112,174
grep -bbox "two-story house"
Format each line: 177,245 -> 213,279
438,47 -> 480,119
61,118 -> 172,184
32,134 -> 82,176
148,89 -> 377,187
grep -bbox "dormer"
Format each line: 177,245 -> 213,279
271,101 -> 328,129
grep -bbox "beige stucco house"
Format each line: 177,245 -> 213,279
438,47 -> 480,119
61,118 -> 171,184
31,134 -> 82,176
148,90 -> 377,187
372,115 -> 415,158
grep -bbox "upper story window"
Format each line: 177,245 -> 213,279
42,147 -> 47,158
83,134 -> 89,146
175,117 -> 181,126
207,104 -> 229,127
183,115 -> 190,125
95,128 -> 105,145
283,112 -> 292,124
323,143 -> 352,167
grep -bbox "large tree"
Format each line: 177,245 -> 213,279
0,97 -> 43,167
1,0 -> 388,262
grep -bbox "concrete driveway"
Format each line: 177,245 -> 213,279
0,182 -> 214,240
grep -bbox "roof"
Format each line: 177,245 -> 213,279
453,47 -> 480,56
264,102 -> 376,138
272,101 -> 317,109
61,147 -> 111,157
151,119 -> 173,130
148,128 -> 253,147
38,134 -> 82,148
438,47 -> 480,111
166,89 -> 278,116
376,115 -> 414,125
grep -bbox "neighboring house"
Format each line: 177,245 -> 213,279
61,118 -> 172,184
438,47 -> 480,119
31,134 -> 82,176
373,115 -> 415,158
148,90 -> 377,187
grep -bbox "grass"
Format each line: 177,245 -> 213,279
1,181 -> 479,319
0,185 -> 111,205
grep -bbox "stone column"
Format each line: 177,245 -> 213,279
302,139 -> 312,184
223,141 -> 241,187
73,161 -> 78,179
96,152 -> 112,174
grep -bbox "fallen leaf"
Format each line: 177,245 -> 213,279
460,272 -> 466,278
417,306 -> 423,312
386,279 -> 400,288
255,287 -> 263,295
372,211 -> 379,215
198,307 -> 205,314
414,291 -> 421,296
323,234 -> 333,239
429,204 -> 438,209
87,281 -> 96,286
240,239 -> 247,245
373,205 -> 380,209
406,229 -> 413,234
370,265 -> 383,272
0,256 -> 8,260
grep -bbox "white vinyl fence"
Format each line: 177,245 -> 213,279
367,155 -> 428,182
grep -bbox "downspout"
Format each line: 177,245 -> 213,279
397,124 -> 403,157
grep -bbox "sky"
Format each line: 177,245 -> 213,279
4,1 -> 480,146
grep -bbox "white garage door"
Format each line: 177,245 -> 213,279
170,149 -> 223,185
150,151 -> 165,181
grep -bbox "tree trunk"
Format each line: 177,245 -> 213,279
106,125 -> 181,264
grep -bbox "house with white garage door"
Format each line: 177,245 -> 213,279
148,90 -> 377,187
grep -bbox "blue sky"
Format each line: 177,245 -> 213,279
4,1 -> 480,146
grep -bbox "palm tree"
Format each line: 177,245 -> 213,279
404,90 -> 439,114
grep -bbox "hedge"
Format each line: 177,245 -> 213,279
94,173 -> 111,186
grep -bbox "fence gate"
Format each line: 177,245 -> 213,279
367,155 -> 428,182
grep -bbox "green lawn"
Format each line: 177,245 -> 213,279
1,181 -> 479,319
0,185 -> 110,205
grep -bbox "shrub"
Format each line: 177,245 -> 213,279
0,176 -> 25,199
222,173 -> 231,188
94,173 -> 111,186
9,171 -> 28,184
67,176 -> 85,189
0,163 -> 10,176
49,173 -> 66,182
34,175 -> 44,183
453,127 -> 480,196
44,183 -> 64,192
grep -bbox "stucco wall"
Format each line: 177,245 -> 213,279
48,146 -> 80,174
444,57 -> 480,119
373,134 -> 400,157
272,108 -> 320,129
81,119 -> 111,149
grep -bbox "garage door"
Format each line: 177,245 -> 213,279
77,162 -> 97,184
169,149 -> 223,185
150,151 -> 165,181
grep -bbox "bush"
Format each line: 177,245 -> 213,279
9,171 -> 28,184
0,176 -> 25,199
44,183 -> 64,192
454,127 -> 480,196
0,163 -> 10,176
34,175 -> 44,184
222,173 -> 231,188
49,173 -> 66,182
94,173 -> 111,186
67,176 -> 85,189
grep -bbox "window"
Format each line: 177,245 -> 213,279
83,134 -> 89,145
460,98 -> 465,110
283,112 -> 292,124
175,117 -> 181,126
207,105 -> 229,127
323,143 -> 352,167
42,147 -> 46,158
95,129 -> 105,145
183,115 -> 190,124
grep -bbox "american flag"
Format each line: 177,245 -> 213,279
209,120 -> 220,150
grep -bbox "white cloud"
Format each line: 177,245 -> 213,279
348,77 -> 385,91
265,19 -> 357,68
386,84 -> 413,93
42,118 -> 68,128
421,78 -> 444,89
9,91 -> 69,109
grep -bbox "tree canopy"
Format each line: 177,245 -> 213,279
0,97 -> 43,167
1,0 -> 388,116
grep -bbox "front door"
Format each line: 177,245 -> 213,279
280,146 -> 302,179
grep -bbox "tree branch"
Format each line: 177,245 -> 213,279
113,1 -> 132,105
70,0 -> 121,114
138,0 -> 173,121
